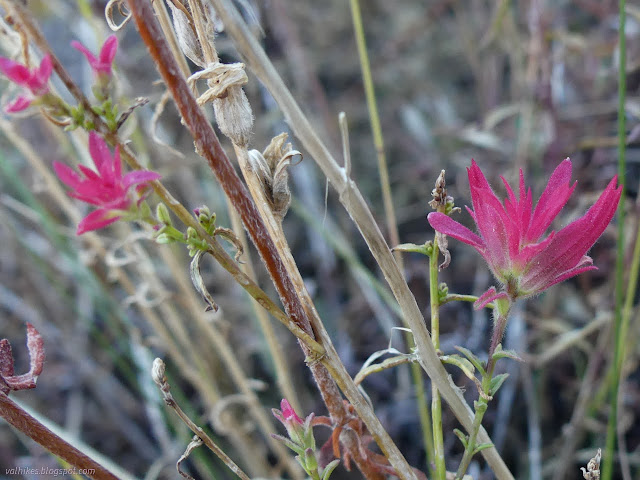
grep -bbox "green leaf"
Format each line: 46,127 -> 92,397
272,434 -> 304,456
453,428 -> 468,448
473,399 -> 488,413
491,344 -> 523,362
393,242 -> 432,256
440,354 -> 477,382
489,373 -> 509,396
321,459 -> 340,480
454,346 -> 486,376
473,442 -> 494,455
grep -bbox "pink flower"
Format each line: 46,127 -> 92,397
0,54 -> 52,112
280,398 -> 303,425
54,132 -> 161,235
428,159 -> 622,300
71,35 -> 118,77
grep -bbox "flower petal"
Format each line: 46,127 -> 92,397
31,54 -> 52,93
122,170 -> 161,189
99,35 -> 118,66
0,57 -> 31,85
77,209 -> 121,235
77,164 -> 100,181
71,40 -> 97,64
53,161 -> 82,188
428,212 -> 485,250
526,158 -> 576,243
5,95 -> 32,112
88,132 -> 113,179
521,176 -> 621,292
474,287 -> 508,310
113,146 -> 122,181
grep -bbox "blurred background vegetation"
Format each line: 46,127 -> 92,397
0,0 -> 638,478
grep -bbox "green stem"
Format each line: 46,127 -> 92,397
604,0 -> 627,477
455,399 -> 488,480
349,3 -> 433,469
349,0 -> 402,269
455,306 -> 510,480
411,363 -> 435,475
429,241 -> 446,480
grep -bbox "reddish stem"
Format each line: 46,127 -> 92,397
126,2 -> 383,479
128,0 -> 310,337
0,393 -> 119,480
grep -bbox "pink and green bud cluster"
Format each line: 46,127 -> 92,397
273,399 -> 309,448
54,132 -> 160,235
0,54 -> 52,112
273,399 -> 339,480
428,159 -> 622,304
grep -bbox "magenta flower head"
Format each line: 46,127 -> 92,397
0,54 -> 52,112
71,35 -> 118,78
53,132 -> 161,235
428,159 -> 622,303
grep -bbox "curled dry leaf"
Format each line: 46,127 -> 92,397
248,133 -> 302,219
0,323 -> 45,395
190,250 -> 219,312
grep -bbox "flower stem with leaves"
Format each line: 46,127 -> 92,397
428,238 -> 446,480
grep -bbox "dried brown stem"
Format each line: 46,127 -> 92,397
207,1 -> 514,478
0,393 -> 119,480
236,146 -> 414,480
152,358 -> 251,480
127,1 -> 409,478
126,0 -> 310,340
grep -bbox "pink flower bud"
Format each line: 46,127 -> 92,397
281,398 -> 303,425
71,35 -> 118,78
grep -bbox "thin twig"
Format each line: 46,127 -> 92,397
152,358 -> 251,480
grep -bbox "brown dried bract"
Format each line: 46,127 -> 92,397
429,170 -> 453,211
0,323 -> 44,395
581,449 -> 601,480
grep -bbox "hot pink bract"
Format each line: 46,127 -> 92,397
54,132 -> 160,235
0,54 -> 52,112
428,159 -> 622,301
71,35 -> 118,77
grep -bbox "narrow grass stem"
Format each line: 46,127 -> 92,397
348,0 -> 403,270
349,5 -> 432,464
410,362 -> 435,474
604,0 -> 627,477
429,241 -> 446,480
